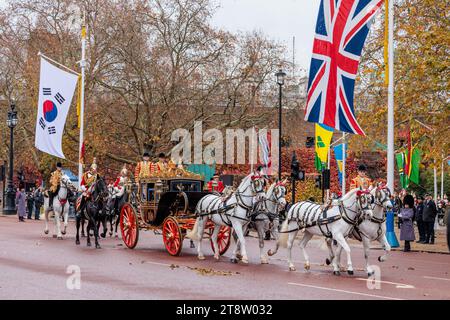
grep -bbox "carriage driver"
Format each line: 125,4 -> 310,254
48,162 -> 63,209
78,158 -> 100,213
112,164 -> 129,213
350,164 -> 373,190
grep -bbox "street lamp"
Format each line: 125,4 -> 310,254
275,69 -> 286,181
3,103 -> 18,215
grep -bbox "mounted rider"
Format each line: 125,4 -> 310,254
78,158 -> 100,213
112,164 -> 129,213
48,162 -> 63,209
350,164 -> 372,190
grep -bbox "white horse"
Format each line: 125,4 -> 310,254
276,189 -> 374,275
43,174 -> 76,239
235,181 -> 287,264
187,173 -> 265,264
326,185 -> 392,276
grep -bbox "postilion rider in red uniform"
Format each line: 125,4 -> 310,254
207,174 -> 224,193
77,159 -> 101,214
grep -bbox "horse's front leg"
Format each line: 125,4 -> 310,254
211,225 -> 221,260
44,207 -> 49,235
231,220 -> 248,264
92,216 -> 101,249
61,204 -> 68,235
100,214 -> 107,238
256,221 -> 269,264
267,219 -> 280,257
362,236 -> 373,276
196,217 -> 207,260
54,208 -> 63,240
334,233 -> 354,275
86,218 -> 92,247
75,214 -> 81,245
378,234 -> 391,263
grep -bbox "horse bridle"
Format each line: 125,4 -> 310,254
339,192 -> 373,226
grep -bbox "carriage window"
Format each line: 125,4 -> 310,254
170,180 -> 201,192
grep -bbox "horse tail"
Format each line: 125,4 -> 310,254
186,218 -> 200,241
278,218 -> 290,248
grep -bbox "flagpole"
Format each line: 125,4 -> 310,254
441,155 -> 445,199
342,132 -> 346,194
386,0 -> 395,193
78,17 -> 86,186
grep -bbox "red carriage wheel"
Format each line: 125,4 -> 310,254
210,226 -> 231,255
120,203 -> 139,249
163,217 -> 183,256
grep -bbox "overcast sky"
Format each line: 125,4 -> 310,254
0,0 -> 321,71
212,0 -> 321,72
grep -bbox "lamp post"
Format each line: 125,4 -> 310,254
275,69 -> 286,181
3,103 -> 18,215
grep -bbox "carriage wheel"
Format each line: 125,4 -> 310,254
163,217 -> 183,256
210,226 -> 231,255
120,203 -> 139,249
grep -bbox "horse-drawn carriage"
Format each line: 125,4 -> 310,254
119,168 -> 232,256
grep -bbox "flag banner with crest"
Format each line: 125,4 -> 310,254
35,57 -> 78,159
333,142 -> 347,187
304,0 -> 384,135
315,123 -> 334,171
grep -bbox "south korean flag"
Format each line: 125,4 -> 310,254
35,57 -> 78,159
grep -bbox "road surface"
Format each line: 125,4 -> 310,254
0,216 -> 449,300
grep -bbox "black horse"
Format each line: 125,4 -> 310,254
105,187 -> 129,238
75,176 -> 108,248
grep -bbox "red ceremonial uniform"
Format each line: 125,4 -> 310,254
207,180 -> 224,193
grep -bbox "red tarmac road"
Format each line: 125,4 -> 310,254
0,215 -> 449,300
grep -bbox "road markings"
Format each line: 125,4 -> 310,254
288,282 -> 404,300
142,260 -> 171,267
355,278 -> 415,289
423,276 -> 450,282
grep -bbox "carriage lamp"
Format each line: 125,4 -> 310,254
4,103 -> 19,214
155,179 -> 163,202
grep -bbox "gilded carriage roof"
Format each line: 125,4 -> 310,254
138,166 -> 203,182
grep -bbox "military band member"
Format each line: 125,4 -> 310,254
48,162 -> 63,209
350,164 -> 372,190
135,152 -> 156,182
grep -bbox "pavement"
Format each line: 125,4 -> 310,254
0,215 -> 449,300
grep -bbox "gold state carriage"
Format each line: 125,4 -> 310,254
119,167 -> 231,256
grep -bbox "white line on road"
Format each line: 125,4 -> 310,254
355,278 -> 415,289
142,260 -> 171,267
288,282 -> 404,300
423,276 -> 450,282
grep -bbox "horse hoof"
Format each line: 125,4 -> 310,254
241,258 -> 249,265
347,270 -> 354,275
57,236 -> 63,240
333,271 -> 341,276
52,235 -> 57,238
267,249 -> 273,256
87,242 -> 91,247
230,258 -> 238,264
61,231 -> 66,235
214,255 -> 220,261
304,263 -> 311,271
96,245 -> 101,249
44,230 -> 49,235
76,240 -> 80,245
101,233 -> 106,238
325,258 -> 331,265
261,259 -> 269,265
198,255 -> 205,260
289,266 -> 296,272
236,253 -> 243,260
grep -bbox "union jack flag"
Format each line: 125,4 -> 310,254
304,0 -> 384,135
